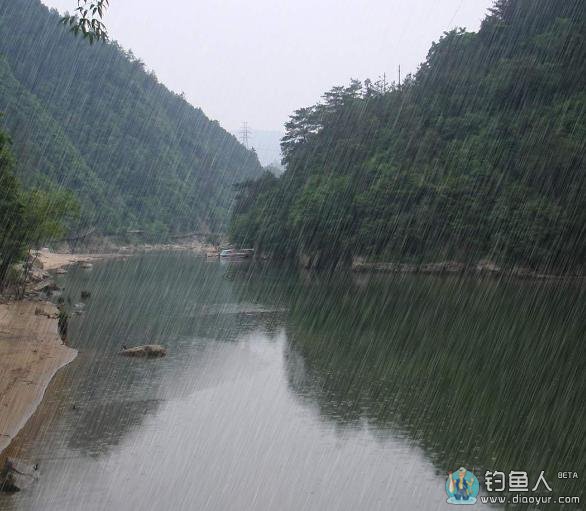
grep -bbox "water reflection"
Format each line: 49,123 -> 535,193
46,254 -> 287,459
0,254 -> 583,510
270,272 -> 586,499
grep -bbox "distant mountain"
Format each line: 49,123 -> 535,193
0,0 -> 263,236
243,129 -> 284,169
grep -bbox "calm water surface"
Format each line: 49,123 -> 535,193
1,252 -> 584,510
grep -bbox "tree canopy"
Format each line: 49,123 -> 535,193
0,125 -> 78,288
62,0 -> 109,43
230,0 -> 585,273
0,0 -> 263,238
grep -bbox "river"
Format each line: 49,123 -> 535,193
1,252 -> 584,510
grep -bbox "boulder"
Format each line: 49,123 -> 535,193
29,268 -> 49,283
476,259 -> 501,273
351,260 -> 419,273
444,261 -> 465,273
420,261 -> 464,273
33,279 -> 59,293
34,307 -> 55,318
119,344 -> 167,358
511,266 -> 535,278
31,257 -> 44,270
0,458 -> 39,492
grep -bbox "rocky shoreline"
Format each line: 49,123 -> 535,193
350,258 -> 583,279
0,250 -> 121,457
0,241 -> 217,459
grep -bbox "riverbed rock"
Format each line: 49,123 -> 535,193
0,458 -> 39,492
352,260 -> 419,273
420,261 -> 465,273
33,279 -> 60,293
28,268 -> 50,283
476,259 -> 501,273
510,266 -> 535,278
32,258 -> 44,270
34,306 -> 56,318
119,345 -> 167,358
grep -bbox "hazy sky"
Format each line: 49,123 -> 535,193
43,0 -> 493,132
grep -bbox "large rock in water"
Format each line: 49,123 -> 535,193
0,458 -> 39,492
119,345 -> 167,358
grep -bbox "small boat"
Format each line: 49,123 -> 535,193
219,249 -> 254,259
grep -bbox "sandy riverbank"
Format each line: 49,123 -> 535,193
0,301 -> 76,455
0,250 -> 107,456
36,251 -> 120,271
35,239 -> 217,272
0,244 -> 214,457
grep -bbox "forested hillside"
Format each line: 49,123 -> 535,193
230,0 -> 585,273
0,0 -> 262,236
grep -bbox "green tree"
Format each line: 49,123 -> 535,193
0,0 -> 263,236
229,0 -> 586,273
20,188 -> 80,250
0,121 -> 79,290
0,128 -> 25,288
62,0 -> 109,43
